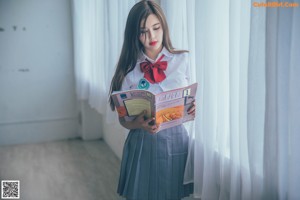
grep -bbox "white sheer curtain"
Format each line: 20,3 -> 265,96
71,0 -> 137,114
161,0 -> 300,199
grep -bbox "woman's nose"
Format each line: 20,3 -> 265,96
148,29 -> 155,40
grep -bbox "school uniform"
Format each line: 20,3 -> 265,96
117,47 -> 194,200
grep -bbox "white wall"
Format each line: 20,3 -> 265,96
78,100 -> 103,141
0,0 -> 148,161
0,0 -> 78,145
102,112 -> 128,160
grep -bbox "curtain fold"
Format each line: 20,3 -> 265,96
264,1 -> 300,199
247,1 -> 266,199
288,4 -> 300,198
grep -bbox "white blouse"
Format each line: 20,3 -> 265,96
121,47 -> 191,94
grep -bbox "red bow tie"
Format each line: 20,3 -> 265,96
140,54 -> 168,84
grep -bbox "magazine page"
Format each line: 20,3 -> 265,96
111,90 -> 155,121
154,83 -> 198,131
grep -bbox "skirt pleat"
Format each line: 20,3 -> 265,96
117,125 -> 193,200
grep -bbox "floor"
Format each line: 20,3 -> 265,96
0,138 -> 120,200
0,138 -> 196,200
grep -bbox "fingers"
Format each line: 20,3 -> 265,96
187,106 -> 195,114
187,101 -> 196,116
146,124 -> 159,134
139,117 -> 158,134
134,110 -> 148,123
135,110 -> 160,134
145,117 -> 155,124
137,110 -> 146,119
143,118 -> 159,134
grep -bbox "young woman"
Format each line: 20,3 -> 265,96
109,1 -> 195,199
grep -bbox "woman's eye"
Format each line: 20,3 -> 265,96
154,26 -> 160,30
140,30 -> 148,35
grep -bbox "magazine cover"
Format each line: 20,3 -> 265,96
111,83 -> 198,131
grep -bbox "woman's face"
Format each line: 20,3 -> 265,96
139,14 -> 163,56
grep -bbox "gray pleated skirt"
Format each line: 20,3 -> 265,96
117,125 -> 193,200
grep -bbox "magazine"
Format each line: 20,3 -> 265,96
111,83 -> 198,132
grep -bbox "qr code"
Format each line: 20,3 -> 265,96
1,180 -> 20,199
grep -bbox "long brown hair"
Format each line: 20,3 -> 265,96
109,0 -> 187,111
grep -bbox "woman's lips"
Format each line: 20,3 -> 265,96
149,41 -> 157,46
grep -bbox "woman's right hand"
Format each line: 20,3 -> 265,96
133,110 -> 159,134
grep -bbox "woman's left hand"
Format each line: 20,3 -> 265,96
187,101 -> 196,117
